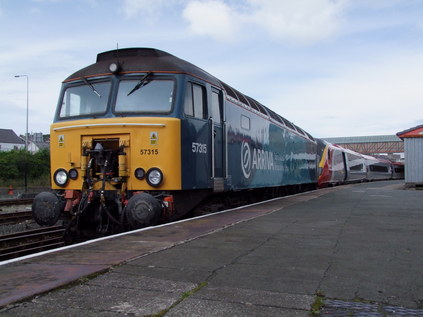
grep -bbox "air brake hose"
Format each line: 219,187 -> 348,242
100,201 -> 121,225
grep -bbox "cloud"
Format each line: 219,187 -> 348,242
121,0 -> 177,19
182,1 -> 241,41
247,0 -> 347,44
121,0 -> 348,45
267,51 -> 423,137
181,0 -> 348,44
121,0 -> 150,18
0,38 -> 94,135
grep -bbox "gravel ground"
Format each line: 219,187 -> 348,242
0,204 -> 41,236
0,221 -> 41,236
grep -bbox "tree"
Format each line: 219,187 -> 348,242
0,148 -> 51,186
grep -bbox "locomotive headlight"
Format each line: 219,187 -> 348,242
54,169 -> 69,187
146,168 -> 163,187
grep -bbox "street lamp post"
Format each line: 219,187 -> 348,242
14,74 -> 29,193
14,75 -> 29,149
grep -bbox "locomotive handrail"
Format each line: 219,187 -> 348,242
210,117 -> 215,179
53,123 -> 166,131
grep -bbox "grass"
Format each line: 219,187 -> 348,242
310,291 -> 325,316
148,282 -> 208,317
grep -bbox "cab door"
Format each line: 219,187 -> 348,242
209,87 -> 225,191
182,81 -> 210,189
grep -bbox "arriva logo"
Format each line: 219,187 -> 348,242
241,141 -> 275,179
241,142 -> 252,178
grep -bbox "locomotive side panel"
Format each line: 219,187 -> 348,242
331,147 -> 348,183
180,78 -> 225,190
225,100 -> 317,189
391,163 -> 405,179
363,155 -> 392,181
345,151 -> 367,182
317,142 -> 350,187
180,116 -> 211,189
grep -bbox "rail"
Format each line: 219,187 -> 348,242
0,226 -> 65,261
0,211 -> 33,225
0,198 -> 33,206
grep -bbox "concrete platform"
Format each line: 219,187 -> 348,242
1,180 -> 423,316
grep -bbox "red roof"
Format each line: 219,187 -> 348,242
397,125 -> 423,139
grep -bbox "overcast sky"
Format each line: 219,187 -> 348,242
1,0 -> 422,138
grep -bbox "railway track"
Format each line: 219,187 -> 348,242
0,198 -> 33,206
0,225 -> 66,261
0,211 -> 33,225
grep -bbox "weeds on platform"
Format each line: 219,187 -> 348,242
310,290 -> 325,316
149,281 -> 208,317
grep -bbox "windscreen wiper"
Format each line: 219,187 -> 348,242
82,77 -> 101,98
127,72 -> 153,96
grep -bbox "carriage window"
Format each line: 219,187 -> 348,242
115,79 -> 174,113
211,89 -> 222,124
369,165 -> 388,172
59,81 -> 110,118
184,82 -> 206,119
350,163 -> 364,171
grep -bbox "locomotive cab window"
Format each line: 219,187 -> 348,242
115,77 -> 174,113
184,82 -> 207,119
59,81 -> 111,118
211,89 -> 223,124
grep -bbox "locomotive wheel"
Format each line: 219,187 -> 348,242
32,192 -> 61,226
125,193 -> 162,229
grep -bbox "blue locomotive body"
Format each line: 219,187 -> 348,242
32,47 -> 319,235
225,99 -> 317,189
179,73 -> 317,194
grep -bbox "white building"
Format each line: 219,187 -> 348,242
0,129 -> 25,151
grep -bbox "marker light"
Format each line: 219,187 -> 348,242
134,168 -> 146,180
146,168 -> 163,187
69,168 -> 78,180
54,169 -> 69,187
109,63 -> 119,74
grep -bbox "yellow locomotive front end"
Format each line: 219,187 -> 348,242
32,49 -> 188,237
50,117 -> 181,192
45,117 -> 181,235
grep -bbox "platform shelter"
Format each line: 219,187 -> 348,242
397,125 -> 423,187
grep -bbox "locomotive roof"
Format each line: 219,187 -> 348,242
64,47 -> 314,141
65,47 -> 221,88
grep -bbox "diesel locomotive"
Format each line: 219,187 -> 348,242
32,48 -> 318,236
